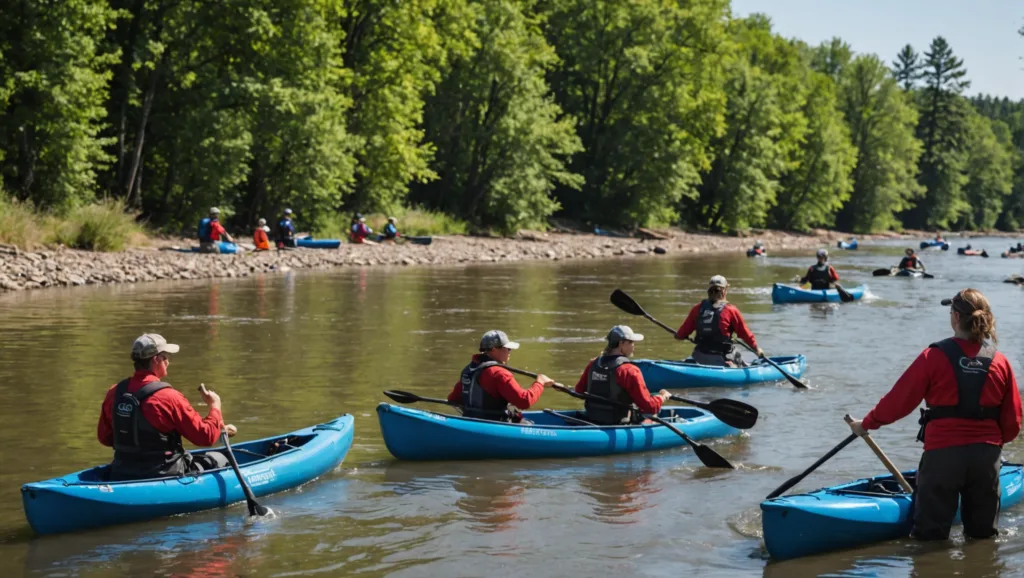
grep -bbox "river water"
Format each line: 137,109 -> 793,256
1,238 -> 1023,577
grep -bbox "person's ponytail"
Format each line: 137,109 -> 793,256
956,288 -> 997,344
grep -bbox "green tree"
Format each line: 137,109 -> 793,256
892,44 -> 922,90
809,37 -> 852,81
544,0 -> 730,227
413,0 -> 582,233
835,55 -> 924,232
959,114 -> 1014,230
0,0 -> 117,209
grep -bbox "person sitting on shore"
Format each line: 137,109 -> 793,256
277,209 -> 296,248
97,334 -> 237,481
253,218 -> 271,251
381,217 -> 399,242
198,207 -> 234,253
675,276 -> 763,367
799,249 -> 839,290
575,326 -> 671,425
349,214 -> 373,244
447,330 -> 553,422
898,248 -> 925,272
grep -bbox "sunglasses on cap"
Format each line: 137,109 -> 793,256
940,291 -> 977,314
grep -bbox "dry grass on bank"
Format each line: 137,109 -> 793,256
0,195 -> 145,252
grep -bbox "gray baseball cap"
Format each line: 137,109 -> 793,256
817,248 -> 829,258
607,325 -> 644,345
209,207 -> 220,215
479,330 -> 520,351
131,334 -> 180,360
709,275 -> 728,288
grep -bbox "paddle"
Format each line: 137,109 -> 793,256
198,384 -> 270,517
543,408 -> 596,427
833,283 -> 855,303
383,389 -> 460,407
610,289 -> 809,390
872,268 -> 895,277
844,414 -> 914,493
546,382 -> 734,469
765,433 -> 858,499
668,394 -> 758,430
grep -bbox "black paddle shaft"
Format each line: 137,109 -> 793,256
765,433 -> 859,499
197,384 -> 269,517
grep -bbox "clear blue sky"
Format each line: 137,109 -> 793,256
731,0 -> 1024,99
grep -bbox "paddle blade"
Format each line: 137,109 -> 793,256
692,442 -> 736,469
706,399 -> 759,429
872,268 -> 893,277
922,273 -> 935,279
383,390 -> 423,404
610,289 -> 646,316
834,284 -> 855,303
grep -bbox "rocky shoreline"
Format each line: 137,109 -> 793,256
0,228 -> 949,295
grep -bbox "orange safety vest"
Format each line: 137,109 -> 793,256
253,228 -> 270,250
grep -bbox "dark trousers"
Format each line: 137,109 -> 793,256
912,443 -> 1002,540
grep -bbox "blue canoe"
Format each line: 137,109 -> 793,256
837,239 -> 858,250
176,242 -> 239,254
297,236 -> 341,249
377,403 -> 738,460
21,415 -> 354,535
634,356 -> 806,389
771,283 -> 866,304
919,240 -> 950,250
761,463 -> 1024,560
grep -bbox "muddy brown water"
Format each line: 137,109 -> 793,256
1,238 -> 1024,577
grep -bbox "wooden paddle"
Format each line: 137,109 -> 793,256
546,382 -> 735,469
610,289 -> 809,390
198,384 -> 270,517
844,414 -> 914,493
765,433 -> 858,499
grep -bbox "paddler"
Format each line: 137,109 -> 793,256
197,207 -> 234,253
574,326 -> 671,425
381,217 -> 399,242
447,330 -> 554,422
847,289 -> 1021,541
277,208 -> 296,248
675,275 -> 763,367
898,248 -> 925,272
97,334 -> 238,481
253,218 -> 271,251
350,213 -> 373,244
799,249 -> 839,290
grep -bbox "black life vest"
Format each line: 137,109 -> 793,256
807,263 -> 832,290
695,300 -> 733,356
898,256 -> 921,270
584,355 -> 636,425
460,357 -> 509,421
110,379 -> 188,480
916,339 -> 1000,442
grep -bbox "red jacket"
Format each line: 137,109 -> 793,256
574,359 -> 663,414
209,220 -> 227,241
862,338 -> 1022,451
97,370 -> 225,448
447,355 -> 544,410
675,302 -> 758,350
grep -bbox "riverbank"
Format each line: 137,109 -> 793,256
0,228 -> 956,294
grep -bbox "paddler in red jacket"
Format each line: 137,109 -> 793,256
574,326 -> 671,425
97,334 -> 237,481
847,289 -> 1022,541
675,275 -> 763,366
448,330 -> 554,422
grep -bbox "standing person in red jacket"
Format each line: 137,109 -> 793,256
799,249 -> 840,290
847,289 -> 1022,541
675,275 -> 763,366
97,334 -> 237,481
448,330 -> 554,422
574,326 -> 671,425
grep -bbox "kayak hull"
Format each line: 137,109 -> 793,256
376,403 -> 738,460
634,356 -> 806,389
21,415 -> 354,535
837,240 -> 858,250
771,283 -> 866,304
297,237 -> 341,249
761,463 -> 1024,560
920,240 -> 950,250
182,242 -> 239,254
895,269 -> 922,278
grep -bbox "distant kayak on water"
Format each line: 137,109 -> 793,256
919,240 -> 950,250
957,246 -> 989,257
836,239 -> 858,250
771,283 -> 865,304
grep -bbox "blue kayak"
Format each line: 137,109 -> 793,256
919,240 -> 950,250
377,403 -> 738,460
771,283 -> 865,304
837,239 -> 858,250
178,242 -> 239,254
761,463 -> 1024,560
21,415 -> 354,535
297,236 -> 341,249
634,356 -> 806,389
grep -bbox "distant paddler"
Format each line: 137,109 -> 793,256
253,218 -> 271,251
97,334 -> 237,481
898,248 -> 925,273
447,330 -> 554,423
675,275 -> 763,367
197,207 -> 234,253
847,289 -> 1021,541
573,325 -> 671,425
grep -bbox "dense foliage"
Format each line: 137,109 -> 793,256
0,1 -> 1021,236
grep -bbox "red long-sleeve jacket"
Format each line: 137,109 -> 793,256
98,370 -> 224,448
862,338 -> 1022,451
447,355 -> 544,410
574,359 -> 663,415
675,302 -> 758,350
